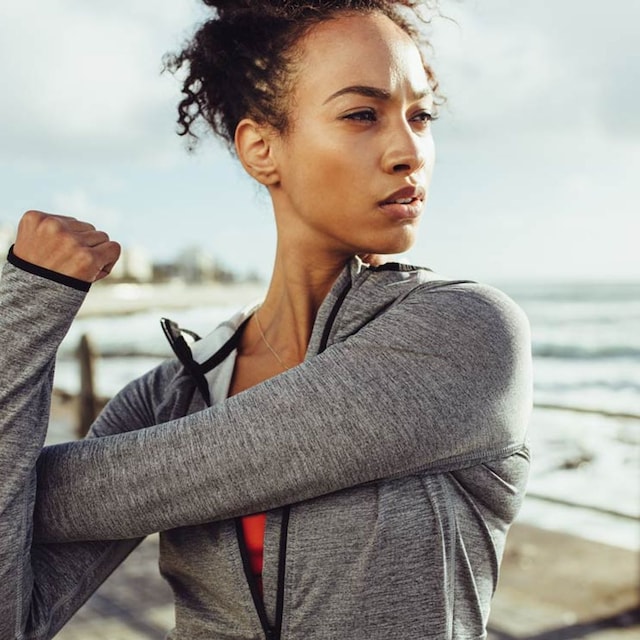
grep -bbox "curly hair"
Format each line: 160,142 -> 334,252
163,1 -> 442,151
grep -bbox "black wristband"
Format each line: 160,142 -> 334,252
7,245 -> 91,292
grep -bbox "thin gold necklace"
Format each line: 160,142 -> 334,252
254,309 -> 288,371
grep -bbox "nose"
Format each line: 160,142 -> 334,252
382,122 -> 428,175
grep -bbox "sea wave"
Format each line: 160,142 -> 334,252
535,378 -> 640,394
533,343 -> 640,359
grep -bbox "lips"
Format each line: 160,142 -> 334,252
380,185 -> 426,207
379,185 -> 426,221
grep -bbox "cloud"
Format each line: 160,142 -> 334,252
0,0 -> 206,167
431,0 -> 640,149
51,188 -> 123,231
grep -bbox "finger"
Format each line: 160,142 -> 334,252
63,218 -> 97,233
77,229 -> 111,248
18,211 -> 100,240
91,241 -> 122,281
46,213 -> 77,221
95,264 -> 117,282
18,212 -> 83,239
19,211 -> 75,228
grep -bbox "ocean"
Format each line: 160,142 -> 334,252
51,280 -> 640,550
498,280 -> 639,551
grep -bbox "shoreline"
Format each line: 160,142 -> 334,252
77,281 -> 267,318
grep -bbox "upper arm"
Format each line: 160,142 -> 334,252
87,358 -> 182,439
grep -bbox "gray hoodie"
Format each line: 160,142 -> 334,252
0,255 -> 532,639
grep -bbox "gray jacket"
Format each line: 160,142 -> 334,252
0,255 -> 532,640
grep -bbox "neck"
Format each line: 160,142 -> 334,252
257,239 -> 351,362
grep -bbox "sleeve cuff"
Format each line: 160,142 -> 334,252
7,245 -> 92,292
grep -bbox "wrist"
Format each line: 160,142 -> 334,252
7,245 -> 91,292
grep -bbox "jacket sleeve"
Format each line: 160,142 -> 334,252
0,261 -> 155,639
34,278 -> 533,543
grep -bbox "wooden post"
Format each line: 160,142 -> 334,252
77,333 -> 98,438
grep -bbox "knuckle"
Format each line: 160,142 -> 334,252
22,209 -> 44,220
19,209 -> 45,229
40,215 -> 66,235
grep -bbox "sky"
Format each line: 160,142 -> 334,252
0,0 -> 637,284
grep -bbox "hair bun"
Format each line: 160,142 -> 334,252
200,1 -> 247,17
202,1 -> 375,19
202,0 -> 281,18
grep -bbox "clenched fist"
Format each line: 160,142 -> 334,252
13,211 -> 121,283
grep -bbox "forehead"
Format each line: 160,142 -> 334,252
295,12 -> 428,101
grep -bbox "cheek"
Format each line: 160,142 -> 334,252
279,127 -> 342,185
292,139 -> 360,200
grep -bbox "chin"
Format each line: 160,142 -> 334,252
371,236 -> 417,257
345,229 -> 417,262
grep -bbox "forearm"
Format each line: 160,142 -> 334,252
0,259 -> 86,517
35,284 -> 533,543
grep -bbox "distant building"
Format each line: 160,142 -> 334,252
109,246 -> 154,283
176,246 -> 216,284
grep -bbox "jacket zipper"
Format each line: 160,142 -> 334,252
235,518 -> 277,639
164,279 -> 352,640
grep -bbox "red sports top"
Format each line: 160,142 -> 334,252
241,512 -> 267,593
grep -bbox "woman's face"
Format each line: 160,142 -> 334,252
268,11 -> 436,260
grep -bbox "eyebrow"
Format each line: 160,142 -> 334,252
323,85 -> 431,105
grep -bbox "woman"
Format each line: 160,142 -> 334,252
0,1 -> 532,638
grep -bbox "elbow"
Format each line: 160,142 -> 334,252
482,296 -> 533,447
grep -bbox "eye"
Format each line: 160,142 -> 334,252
410,110 -> 435,128
342,109 -> 377,123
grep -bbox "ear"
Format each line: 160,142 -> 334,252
234,118 -> 280,186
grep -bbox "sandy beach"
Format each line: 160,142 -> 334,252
490,524 -> 639,638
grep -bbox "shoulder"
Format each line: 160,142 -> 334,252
413,279 -> 530,344
413,279 -> 531,373
359,262 -> 530,343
